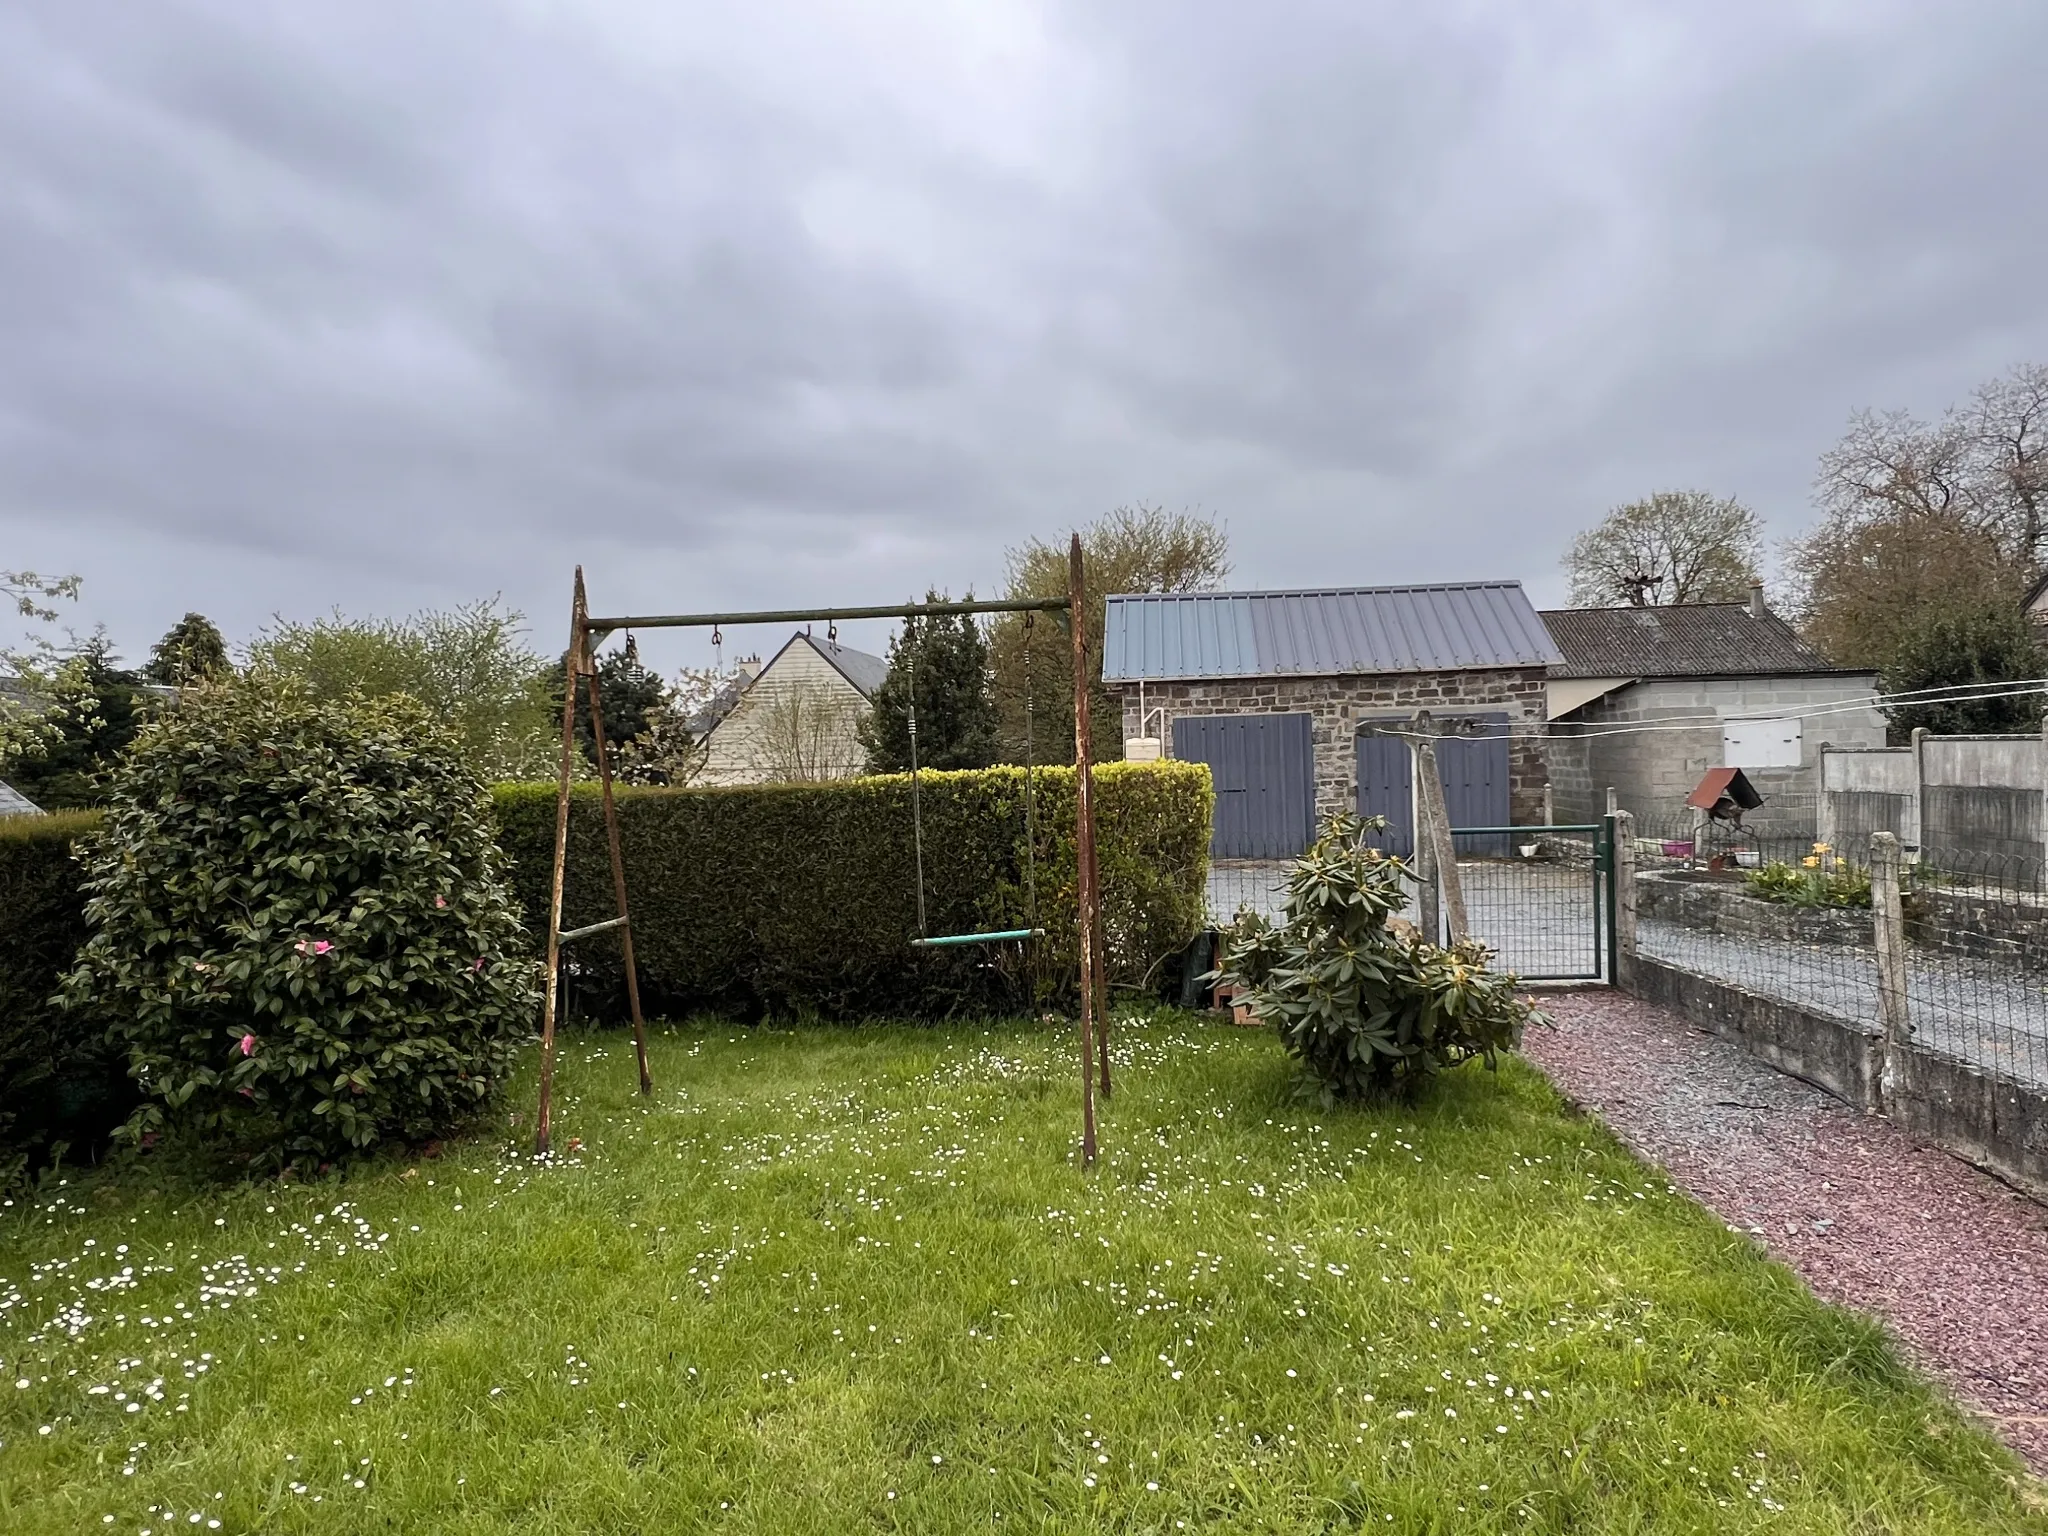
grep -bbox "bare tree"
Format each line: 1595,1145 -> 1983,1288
1808,363 -> 2048,569
749,676 -> 866,783
1785,361 -> 2048,665
1966,362 -> 2048,567
1563,492 -> 1762,607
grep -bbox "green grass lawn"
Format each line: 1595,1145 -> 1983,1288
2,1012 -> 2041,1535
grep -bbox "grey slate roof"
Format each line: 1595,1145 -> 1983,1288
798,633 -> 889,698
0,780 -> 44,817
1101,582 -> 1561,683
1539,603 -> 1865,681
686,632 -> 891,738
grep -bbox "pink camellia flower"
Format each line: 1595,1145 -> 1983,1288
473,957 -> 486,972
294,940 -> 334,957
240,1034 -> 257,1057
435,895 -> 447,909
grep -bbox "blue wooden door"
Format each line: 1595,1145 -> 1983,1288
1171,713 -> 1315,859
1355,732 -> 1416,857
1356,714 -> 1510,859
1435,717 -> 1511,858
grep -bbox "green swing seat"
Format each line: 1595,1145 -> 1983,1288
910,927 -> 1045,948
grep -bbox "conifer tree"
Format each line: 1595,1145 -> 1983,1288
143,612 -> 231,686
861,594 -> 999,773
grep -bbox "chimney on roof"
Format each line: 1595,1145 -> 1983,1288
1748,581 -> 1766,620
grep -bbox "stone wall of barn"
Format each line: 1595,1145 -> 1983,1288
1118,667 -> 1550,829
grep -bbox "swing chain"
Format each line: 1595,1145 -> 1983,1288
1022,613 -> 1038,931
906,628 -> 927,938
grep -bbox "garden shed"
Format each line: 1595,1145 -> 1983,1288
1541,588 -> 1883,834
1101,582 -> 1559,859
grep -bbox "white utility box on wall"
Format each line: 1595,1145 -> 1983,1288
1123,736 -> 1163,761
1722,716 -> 1802,769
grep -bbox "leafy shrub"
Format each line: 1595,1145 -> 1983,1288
0,810 -> 130,1187
1213,814 -> 1536,1104
1744,844 -> 1871,908
61,679 -> 541,1165
491,760 -> 1212,1020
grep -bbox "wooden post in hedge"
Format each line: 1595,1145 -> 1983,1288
1069,534 -> 1101,1162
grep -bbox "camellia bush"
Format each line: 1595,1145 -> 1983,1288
62,679 -> 540,1165
1213,814 -> 1537,1104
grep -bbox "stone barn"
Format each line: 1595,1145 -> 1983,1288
1101,583 -> 1559,859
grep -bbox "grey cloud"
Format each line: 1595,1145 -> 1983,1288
2,0 -> 2045,668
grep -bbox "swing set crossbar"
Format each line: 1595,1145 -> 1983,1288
583,595 -> 1070,633
911,927 -> 1046,948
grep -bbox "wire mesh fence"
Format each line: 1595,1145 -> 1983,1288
1626,813 -> 2048,1093
1202,826 -> 1608,983
1447,827 -> 1605,981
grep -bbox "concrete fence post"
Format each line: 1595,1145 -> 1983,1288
2038,715 -> 2048,873
1871,830 -> 1910,1111
1612,809 -> 1637,987
1909,726 -> 1928,854
1816,743 -> 1834,853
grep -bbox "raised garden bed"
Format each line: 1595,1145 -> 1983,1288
1636,869 -> 1873,947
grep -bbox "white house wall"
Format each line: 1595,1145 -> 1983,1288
697,643 -> 871,787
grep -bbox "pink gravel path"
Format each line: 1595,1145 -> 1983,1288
1525,987 -> 2048,1475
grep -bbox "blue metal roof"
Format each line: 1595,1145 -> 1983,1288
1101,582 -> 1562,682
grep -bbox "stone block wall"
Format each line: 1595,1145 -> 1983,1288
1551,674 -> 1885,832
1118,667 -> 1549,828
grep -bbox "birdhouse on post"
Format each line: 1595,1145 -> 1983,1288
1686,766 -> 1764,828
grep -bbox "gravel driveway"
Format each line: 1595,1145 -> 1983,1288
1526,988 -> 2048,1476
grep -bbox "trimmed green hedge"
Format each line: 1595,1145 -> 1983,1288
492,761 -> 1213,1019
0,811 -> 133,1183
0,762 -> 1210,1178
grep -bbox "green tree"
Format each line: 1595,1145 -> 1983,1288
1881,602 -> 2046,738
991,505 -> 1231,765
246,598 -> 557,781
1,568 -> 86,769
143,612 -> 231,686
550,635 -> 670,770
861,595 -> 999,773
1786,510 -> 2026,668
3,638 -> 144,809
61,676 -> 539,1166
1563,491 -> 1762,607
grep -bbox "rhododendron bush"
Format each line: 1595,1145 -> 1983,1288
1213,814 -> 1537,1105
62,678 -> 538,1164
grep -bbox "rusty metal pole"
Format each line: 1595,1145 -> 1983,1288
535,569 -> 587,1157
1068,534 -> 1099,1165
1092,910 -> 1111,1099
583,653 -> 653,1095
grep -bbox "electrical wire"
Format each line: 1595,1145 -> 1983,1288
1362,679 -> 2048,743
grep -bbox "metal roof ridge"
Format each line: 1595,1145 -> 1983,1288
1106,579 -> 1530,602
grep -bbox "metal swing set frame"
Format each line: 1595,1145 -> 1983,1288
533,534 -> 1113,1163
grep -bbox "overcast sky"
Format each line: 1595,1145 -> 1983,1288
4,0 -> 2045,672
